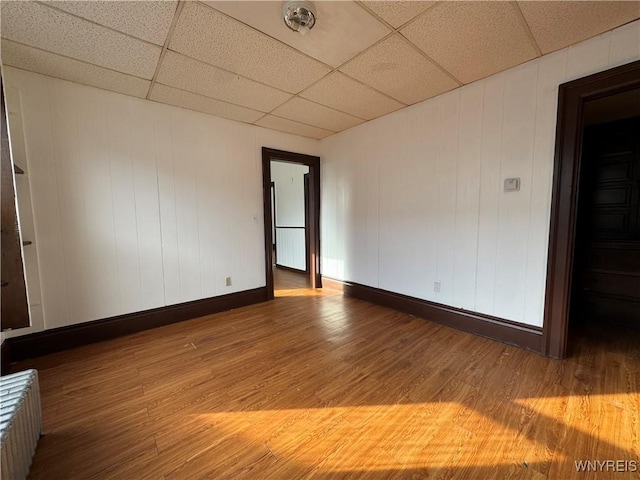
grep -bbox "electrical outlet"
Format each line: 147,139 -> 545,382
433,282 -> 441,293
225,276 -> 232,287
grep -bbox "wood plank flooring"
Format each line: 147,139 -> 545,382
10,269 -> 640,479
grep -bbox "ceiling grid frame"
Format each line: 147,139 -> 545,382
192,0 -> 415,114
1,0 -> 638,139
34,0 -> 174,48
1,37 -> 151,83
513,1 -> 544,57
146,0 -> 185,100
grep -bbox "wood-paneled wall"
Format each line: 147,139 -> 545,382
320,21 -> 640,328
2,66 -> 318,336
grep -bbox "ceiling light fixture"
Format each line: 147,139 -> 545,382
282,1 -> 316,35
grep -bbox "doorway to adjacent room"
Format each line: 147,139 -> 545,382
262,147 -> 321,299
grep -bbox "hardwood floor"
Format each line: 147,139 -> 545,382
11,271 -> 640,479
274,267 -> 311,291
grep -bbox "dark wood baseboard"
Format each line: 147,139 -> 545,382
275,264 -> 308,275
337,279 -> 544,354
1,339 -> 11,375
6,287 -> 269,364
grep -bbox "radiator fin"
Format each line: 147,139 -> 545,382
1,369 -> 43,480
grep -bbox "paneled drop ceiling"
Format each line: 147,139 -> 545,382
1,1 -> 639,139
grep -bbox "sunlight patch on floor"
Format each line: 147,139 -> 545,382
514,393 -> 638,449
274,288 -> 326,297
193,402 -> 551,472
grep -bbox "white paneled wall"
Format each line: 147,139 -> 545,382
275,228 -> 306,271
270,161 -> 309,226
2,67 -> 318,336
321,21 -> 640,327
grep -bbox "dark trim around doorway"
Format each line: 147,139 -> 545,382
262,148 -> 321,300
543,60 -> 640,359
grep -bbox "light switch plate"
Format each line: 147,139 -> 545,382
504,178 -> 520,192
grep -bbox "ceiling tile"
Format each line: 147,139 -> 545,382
156,51 -> 292,113
0,1 -> 161,79
1,39 -> 151,98
340,34 -> 458,105
519,1 -> 640,54
401,2 -> 539,84
169,2 -> 331,93
300,71 -> 404,120
361,1 -> 436,28
46,1 -> 177,46
205,1 -> 391,68
255,115 -> 333,140
271,97 -> 364,132
150,84 -> 264,124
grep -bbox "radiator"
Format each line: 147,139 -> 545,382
1,369 -> 43,480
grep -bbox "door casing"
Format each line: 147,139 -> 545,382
262,147 -> 321,299
543,60 -> 640,359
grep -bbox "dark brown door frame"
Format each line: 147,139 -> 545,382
1,78 -> 30,331
262,147 -> 321,299
270,181 -> 276,264
303,172 -> 311,274
543,59 -> 640,359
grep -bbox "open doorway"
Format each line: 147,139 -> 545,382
568,90 -> 640,351
261,147 -> 321,299
544,60 -> 640,358
270,161 -> 310,287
